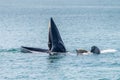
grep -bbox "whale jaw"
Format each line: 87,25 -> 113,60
21,18 -> 66,53
48,18 -> 66,52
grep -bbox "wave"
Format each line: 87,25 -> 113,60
0,48 -> 20,53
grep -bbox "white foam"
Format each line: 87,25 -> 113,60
101,49 -> 117,53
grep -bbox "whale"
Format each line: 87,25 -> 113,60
76,46 -> 100,55
21,46 -> 49,53
90,46 -> 100,54
21,18 -> 66,53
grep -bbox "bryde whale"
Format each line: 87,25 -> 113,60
76,46 -> 100,55
21,18 -> 66,53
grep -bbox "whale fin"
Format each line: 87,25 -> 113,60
48,18 -> 66,52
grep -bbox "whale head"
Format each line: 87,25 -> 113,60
90,46 -> 100,54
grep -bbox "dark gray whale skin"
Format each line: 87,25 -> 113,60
21,46 -> 49,53
90,46 -> 100,54
48,18 -> 66,52
21,18 -> 66,53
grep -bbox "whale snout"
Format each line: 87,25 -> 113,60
90,46 -> 100,54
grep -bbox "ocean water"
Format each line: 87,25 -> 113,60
0,5 -> 120,80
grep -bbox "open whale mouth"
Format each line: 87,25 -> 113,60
21,17 -> 66,53
21,46 -> 49,53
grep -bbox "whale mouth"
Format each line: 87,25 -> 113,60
21,46 -> 49,53
21,17 -> 66,53
48,17 -> 66,52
